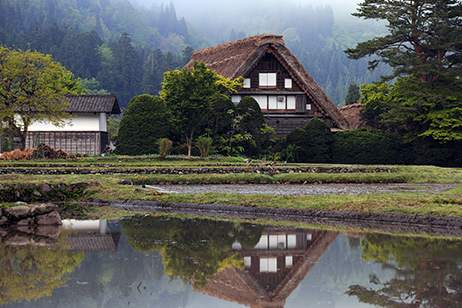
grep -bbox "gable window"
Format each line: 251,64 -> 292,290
243,78 -> 251,88
285,78 -> 292,89
259,73 -> 276,87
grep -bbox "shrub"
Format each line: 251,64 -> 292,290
116,95 -> 170,156
303,117 -> 334,163
196,137 -> 213,158
158,138 -> 173,158
331,129 -> 405,164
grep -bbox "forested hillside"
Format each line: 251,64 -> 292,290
0,0 -> 206,108
0,0 -> 391,108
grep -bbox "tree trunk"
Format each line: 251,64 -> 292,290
18,130 -> 27,151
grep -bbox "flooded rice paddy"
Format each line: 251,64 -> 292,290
2,215 -> 462,307
154,183 -> 459,195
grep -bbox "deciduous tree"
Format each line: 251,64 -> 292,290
0,46 -> 84,151
160,61 -> 242,158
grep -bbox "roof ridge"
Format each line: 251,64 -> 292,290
193,34 -> 284,56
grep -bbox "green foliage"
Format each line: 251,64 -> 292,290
120,215 -> 264,289
116,94 -> 170,155
106,115 -> 121,143
303,117 -> 334,163
196,136 -> 213,158
158,138 -> 173,158
235,96 -> 267,157
283,118 -> 333,163
360,77 -> 462,143
344,82 -> 360,105
331,129 -> 407,165
0,239 -> 84,306
347,234 -> 462,307
345,0 -> 462,85
0,46 -> 84,150
161,61 -> 243,158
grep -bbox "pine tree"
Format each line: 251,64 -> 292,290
344,82 -> 360,105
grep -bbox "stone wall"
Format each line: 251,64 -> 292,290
0,166 -> 397,175
0,182 -> 91,203
0,204 -> 63,245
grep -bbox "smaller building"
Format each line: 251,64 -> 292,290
26,94 -> 120,155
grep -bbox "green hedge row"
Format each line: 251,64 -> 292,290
282,119 -> 462,167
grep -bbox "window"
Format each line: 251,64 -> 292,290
277,96 -> 285,109
260,258 -> 277,273
285,78 -> 292,89
268,96 -> 277,109
253,95 -> 268,110
244,256 -> 252,268
306,104 -> 311,110
259,73 -> 277,87
286,256 -> 293,268
244,78 -> 251,88
287,96 -> 296,109
232,95 -> 240,103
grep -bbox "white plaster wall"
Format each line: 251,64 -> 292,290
28,113 -> 107,132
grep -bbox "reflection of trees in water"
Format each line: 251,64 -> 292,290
347,234 -> 462,307
0,238 -> 84,306
121,215 -> 264,289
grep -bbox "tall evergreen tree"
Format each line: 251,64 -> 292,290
344,82 -> 360,105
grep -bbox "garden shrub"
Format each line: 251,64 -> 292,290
116,95 -> 170,155
303,117 -> 334,163
331,129 -> 405,165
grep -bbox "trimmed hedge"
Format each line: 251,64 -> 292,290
116,95 -> 170,156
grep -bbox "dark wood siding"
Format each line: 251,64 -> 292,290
245,53 -> 302,92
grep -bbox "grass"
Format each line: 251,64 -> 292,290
1,158 -> 462,219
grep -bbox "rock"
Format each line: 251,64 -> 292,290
33,236 -> 57,246
33,190 -> 42,197
30,203 -> 59,214
17,218 -> 32,226
0,216 -> 7,225
36,211 -> 62,225
17,225 -> 33,233
36,225 -> 62,239
4,206 -> 30,218
40,183 -> 54,193
5,235 -> 30,246
118,179 -> 133,185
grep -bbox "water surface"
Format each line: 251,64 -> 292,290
1,216 -> 461,307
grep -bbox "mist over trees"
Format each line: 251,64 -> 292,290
0,0 -> 392,108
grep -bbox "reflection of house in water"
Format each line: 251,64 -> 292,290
62,220 -> 121,252
199,228 -> 337,308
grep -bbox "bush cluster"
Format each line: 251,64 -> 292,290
282,119 -> 462,167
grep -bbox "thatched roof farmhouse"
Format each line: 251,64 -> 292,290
187,34 -> 349,135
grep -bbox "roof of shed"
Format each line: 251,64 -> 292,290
187,34 -> 348,129
66,94 -> 121,114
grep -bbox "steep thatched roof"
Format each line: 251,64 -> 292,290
66,94 -> 121,114
187,34 -> 348,129
197,230 -> 338,308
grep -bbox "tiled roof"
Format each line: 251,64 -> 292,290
187,34 -> 348,129
66,94 -> 121,114
66,233 -> 121,252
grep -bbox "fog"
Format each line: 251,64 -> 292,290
129,0 -> 365,43
131,0 -> 360,16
